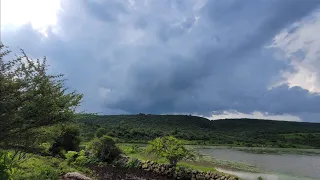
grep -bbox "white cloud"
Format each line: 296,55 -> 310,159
270,11 -> 320,93
208,111 -> 302,122
1,0 -> 61,36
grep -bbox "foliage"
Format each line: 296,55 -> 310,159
24,165 -> 59,180
76,114 -> 320,148
146,136 -> 195,166
258,176 -> 263,180
49,125 -> 81,156
88,135 -> 122,163
129,144 -> 141,154
125,158 -> 141,168
0,44 -> 83,148
0,151 -> 19,180
95,127 -> 107,138
65,150 -> 89,166
7,152 -> 92,180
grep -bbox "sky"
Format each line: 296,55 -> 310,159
1,0 -> 320,122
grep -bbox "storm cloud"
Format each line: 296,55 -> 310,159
2,0 -> 320,121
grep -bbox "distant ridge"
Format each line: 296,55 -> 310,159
76,114 -> 320,148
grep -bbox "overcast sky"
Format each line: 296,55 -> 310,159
1,0 -> 320,122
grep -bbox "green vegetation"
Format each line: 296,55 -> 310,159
88,135 -> 122,163
76,114 -> 320,148
0,44 -> 86,179
119,143 -> 217,172
119,143 -> 262,174
146,136 -> 195,166
0,43 -> 83,150
95,127 -> 107,138
50,125 -> 81,156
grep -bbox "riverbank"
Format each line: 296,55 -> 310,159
192,145 -> 320,156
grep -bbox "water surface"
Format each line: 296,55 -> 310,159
198,148 -> 320,180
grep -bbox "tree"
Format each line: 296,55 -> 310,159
88,135 -> 122,163
49,125 -> 81,156
95,127 -> 107,138
146,136 -> 195,166
0,43 -> 83,148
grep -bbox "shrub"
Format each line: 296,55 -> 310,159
0,151 -> 17,180
146,136 -> 195,166
129,144 -> 141,154
126,158 -> 140,168
65,150 -> 89,166
49,125 -> 81,156
95,127 -> 107,138
11,154 -> 82,180
88,135 -> 122,163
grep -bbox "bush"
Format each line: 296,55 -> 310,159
88,135 -> 122,163
129,144 -> 141,154
65,150 -> 89,166
146,136 -> 195,166
0,151 -> 17,180
49,125 -> 81,156
11,154 -> 84,180
126,158 -> 140,168
95,127 -> 107,138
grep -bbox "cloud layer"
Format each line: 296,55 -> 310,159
2,0 -> 320,121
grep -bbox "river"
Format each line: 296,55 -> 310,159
197,148 -> 320,180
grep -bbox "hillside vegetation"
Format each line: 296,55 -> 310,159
76,114 -> 320,148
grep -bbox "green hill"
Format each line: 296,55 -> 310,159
75,114 -> 320,148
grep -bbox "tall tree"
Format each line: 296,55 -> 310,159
0,43 -> 83,148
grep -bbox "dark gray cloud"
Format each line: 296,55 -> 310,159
2,0 -> 320,121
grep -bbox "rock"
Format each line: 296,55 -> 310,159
142,163 -> 148,169
61,172 -> 92,180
